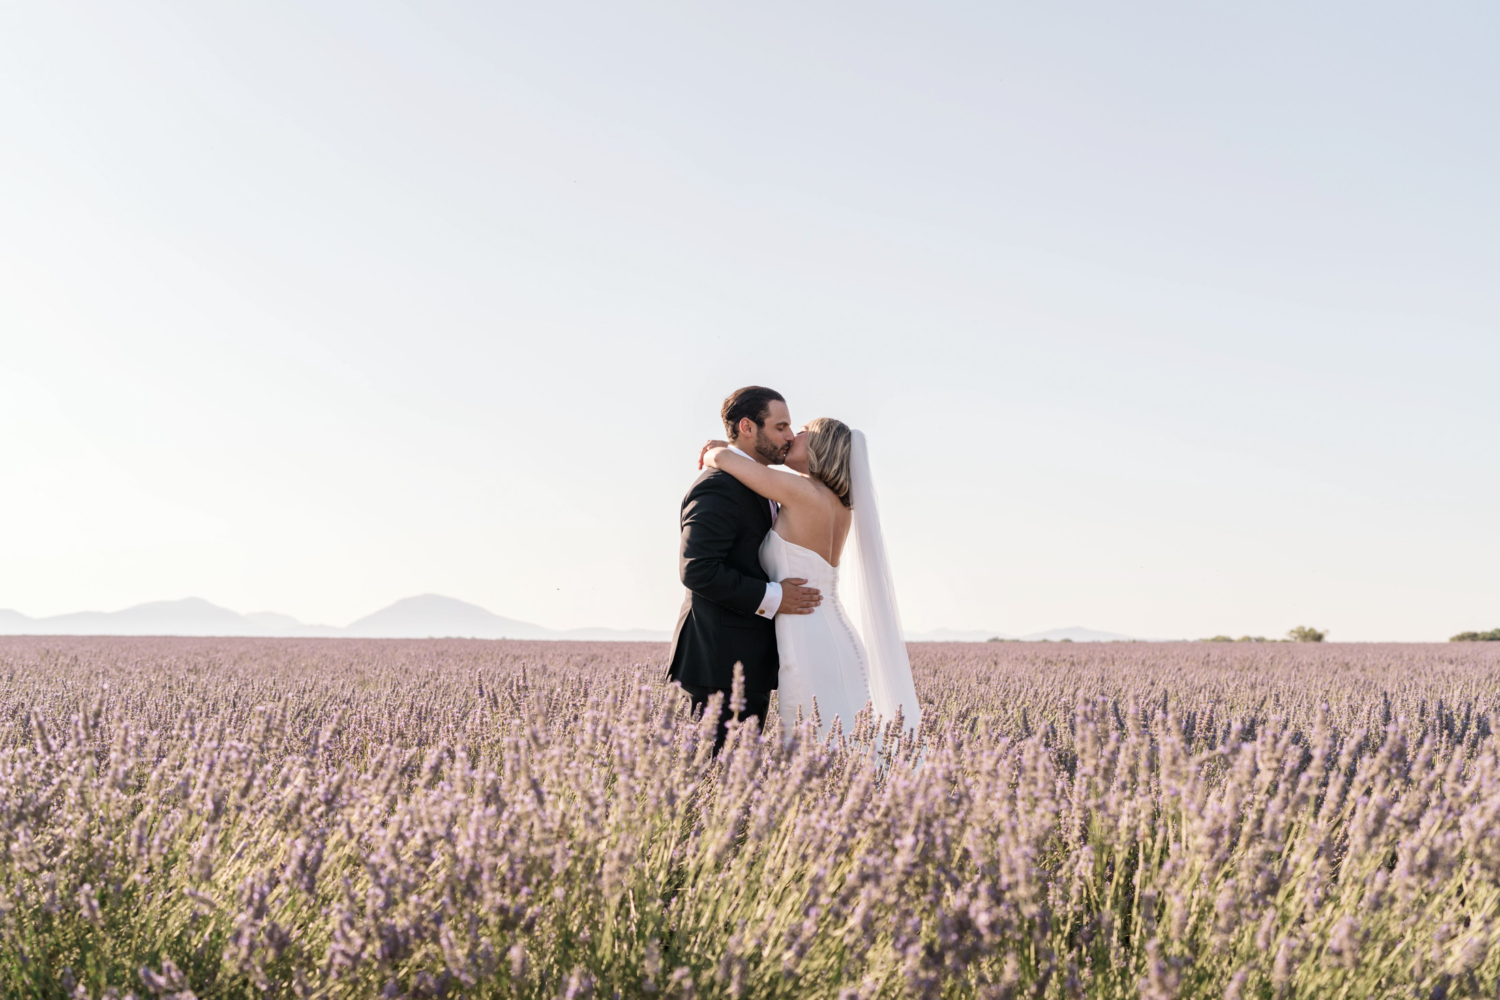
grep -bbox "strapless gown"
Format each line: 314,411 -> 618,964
759,529 -> 872,740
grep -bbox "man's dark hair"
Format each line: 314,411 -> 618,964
721,386 -> 785,439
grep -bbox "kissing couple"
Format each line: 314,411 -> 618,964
667,385 -> 922,753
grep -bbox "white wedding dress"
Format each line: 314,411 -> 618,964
760,430 -> 922,742
761,530 -> 870,738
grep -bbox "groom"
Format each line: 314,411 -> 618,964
667,386 -> 822,753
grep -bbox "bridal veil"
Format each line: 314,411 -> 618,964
846,430 -> 923,733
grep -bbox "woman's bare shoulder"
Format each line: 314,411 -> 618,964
790,474 -> 844,510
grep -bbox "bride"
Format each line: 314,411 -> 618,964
700,420 -> 922,740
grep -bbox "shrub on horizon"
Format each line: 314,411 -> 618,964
1451,627 -> 1500,641
1287,625 -> 1327,643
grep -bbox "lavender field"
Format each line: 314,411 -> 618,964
2,637 -> 1499,999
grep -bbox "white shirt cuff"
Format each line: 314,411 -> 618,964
756,581 -> 782,621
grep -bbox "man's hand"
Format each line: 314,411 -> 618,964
777,578 -> 822,616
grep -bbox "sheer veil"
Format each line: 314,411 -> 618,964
846,430 -> 922,733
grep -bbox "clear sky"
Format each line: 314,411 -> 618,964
2,3 -> 1496,640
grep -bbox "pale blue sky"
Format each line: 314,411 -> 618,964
2,2 -> 1496,639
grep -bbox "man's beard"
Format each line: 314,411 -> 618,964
750,431 -> 790,465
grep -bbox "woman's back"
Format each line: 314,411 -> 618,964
772,480 -> 852,566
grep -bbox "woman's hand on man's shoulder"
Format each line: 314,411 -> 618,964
698,439 -> 731,470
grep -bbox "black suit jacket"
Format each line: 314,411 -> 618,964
667,469 -> 779,693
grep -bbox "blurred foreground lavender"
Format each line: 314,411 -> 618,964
2,637 -> 1499,998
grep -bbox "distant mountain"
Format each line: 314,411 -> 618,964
0,609 -> 34,629
1019,626 -> 1134,643
245,611 -> 304,630
0,598 -> 1126,644
344,596 -> 673,641
4,598 -> 266,637
0,594 -> 670,641
113,598 -> 258,635
906,628 -> 1013,642
558,626 -> 675,642
906,626 -> 1135,643
240,611 -> 345,638
344,594 -> 554,640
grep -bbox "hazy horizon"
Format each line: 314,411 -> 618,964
0,592 -> 1134,642
3,3 -> 1497,641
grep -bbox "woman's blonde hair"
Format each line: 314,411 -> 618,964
803,417 -> 853,507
